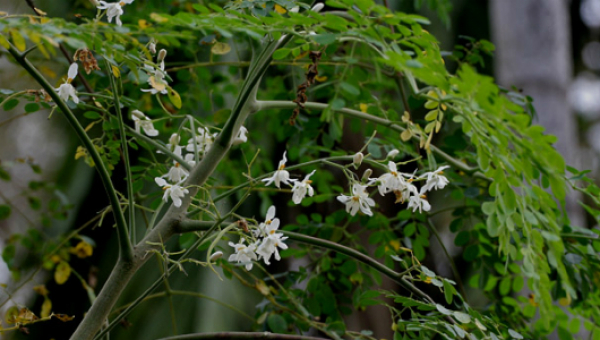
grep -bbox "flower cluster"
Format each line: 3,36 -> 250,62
337,161 -> 450,216
228,206 -> 288,270
261,151 -> 316,204
152,126 -> 248,207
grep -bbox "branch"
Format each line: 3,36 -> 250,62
106,59 -> 136,245
6,44 -> 133,261
254,100 -> 485,177
125,126 -> 192,171
177,220 -> 409,290
156,332 -> 329,340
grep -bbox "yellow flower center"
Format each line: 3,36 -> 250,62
266,220 -> 272,225
278,164 -> 285,170
175,162 -> 180,168
67,78 -> 74,84
119,1 -> 126,6
270,230 -> 275,235
352,196 -> 360,202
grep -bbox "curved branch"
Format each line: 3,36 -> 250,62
6,44 -> 133,261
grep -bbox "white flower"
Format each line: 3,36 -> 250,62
165,161 -> 188,183
291,170 -> 315,204
186,127 -> 216,154
375,162 -> 410,196
407,188 -> 431,213
261,151 -> 292,188
154,177 -> 189,207
232,126 -> 248,145
184,153 -> 197,167
55,63 -> 79,104
353,152 -> 363,167
97,0 -> 133,26
387,149 -> 399,159
148,41 -> 156,54
336,183 -> 376,216
131,110 -> 159,136
141,67 -> 169,95
420,165 -> 450,192
255,209 -> 289,265
254,205 -> 279,238
228,239 -> 258,271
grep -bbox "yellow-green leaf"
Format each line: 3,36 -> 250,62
168,86 -> 182,109
274,4 -> 287,14
10,30 -> 26,52
111,65 -> 121,78
211,42 -> 231,55
54,261 -> 71,285
5,306 -> 18,323
41,298 -> 52,318
425,110 -> 438,121
0,34 -> 10,49
424,100 -> 438,109
400,129 -> 412,141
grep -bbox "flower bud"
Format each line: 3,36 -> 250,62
387,149 -> 399,159
209,251 -> 223,261
149,42 -> 156,54
169,133 -> 180,147
312,3 -> 325,12
352,152 -> 364,167
89,0 -> 100,6
362,169 -> 373,182
157,49 -> 167,62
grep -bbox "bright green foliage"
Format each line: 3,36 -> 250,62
0,0 -> 599,339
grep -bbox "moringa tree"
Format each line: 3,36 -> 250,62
0,1 -> 599,339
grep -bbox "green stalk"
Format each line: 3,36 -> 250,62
105,59 -> 136,244
6,44 -> 133,261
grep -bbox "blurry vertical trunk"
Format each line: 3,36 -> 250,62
490,0 -> 585,227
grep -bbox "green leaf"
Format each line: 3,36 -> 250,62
84,111 -> 101,119
312,33 -> 338,45
499,277 -> 511,296
512,275 -> 524,292
272,48 -> 291,60
340,82 -> 360,96
24,103 -> 39,113
267,314 -> 287,333
0,205 -> 11,220
443,279 -> 454,304
3,99 -> 19,111
168,87 -> 182,109
453,311 -> 471,324
0,167 -> 10,181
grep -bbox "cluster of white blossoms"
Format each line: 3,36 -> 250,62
95,0 -> 134,26
55,63 -> 79,104
228,206 -> 288,270
337,152 -> 450,216
151,127 -> 248,207
261,151 -> 316,204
